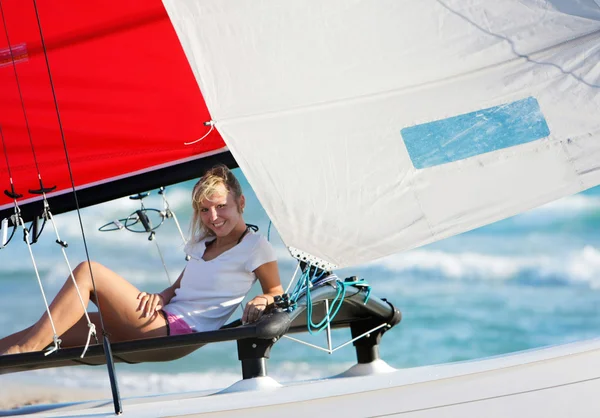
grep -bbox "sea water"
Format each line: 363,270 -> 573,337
1,168 -> 600,398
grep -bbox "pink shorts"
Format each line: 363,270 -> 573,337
161,310 -> 194,336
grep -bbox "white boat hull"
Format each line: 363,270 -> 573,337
14,337 -> 600,417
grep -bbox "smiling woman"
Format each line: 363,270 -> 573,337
164,165 -> 284,327
0,165 -> 283,355
192,165 -> 246,241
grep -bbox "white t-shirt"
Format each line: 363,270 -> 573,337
164,231 -> 277,332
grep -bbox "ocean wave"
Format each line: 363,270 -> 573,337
5,360 -> 351,396
535,194 -> 600,214
369,246 -> 600,288
503,194 -> 600,228
4,367 -> 243,396
54,208 -> 191,246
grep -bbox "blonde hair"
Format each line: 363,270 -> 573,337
190,165 -> 243,242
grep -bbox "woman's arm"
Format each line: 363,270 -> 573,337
137,269 -> 185,318
242,261 -> 283,324
157,270 -> 185,304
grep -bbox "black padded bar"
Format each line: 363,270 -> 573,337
0,319 -> 266,374
0,288 -> 399,375
0,151 -> 237,225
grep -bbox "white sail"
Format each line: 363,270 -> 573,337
164,0 -> 600,268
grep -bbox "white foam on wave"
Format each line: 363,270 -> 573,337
563,246 -> 600,286
5,360 -> 351,396
369,246 -> 600,288
273,360 -> 352,381
515,194 -> 600,224
6,367 -> 242,396
536,194 -> 600,214
49,188 -> 194,246
274,246 -> 299,266
159,187 -> 193,211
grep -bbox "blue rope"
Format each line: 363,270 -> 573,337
344,277 -> 372,304
288,267 -> 373,334
289,268 -> 310,302
364,286 -> 372,304
306,281 -> 347,334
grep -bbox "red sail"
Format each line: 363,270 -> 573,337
0,1 -> 230,221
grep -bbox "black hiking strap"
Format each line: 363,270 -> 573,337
0,288 -> 400,375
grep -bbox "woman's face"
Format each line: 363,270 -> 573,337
198,183 -> 245,238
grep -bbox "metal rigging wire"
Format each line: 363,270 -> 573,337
29,0 -> 122,412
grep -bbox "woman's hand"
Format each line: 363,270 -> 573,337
246,261 -> 283,324
136,292 -> 165,318
242,295 -> 272,324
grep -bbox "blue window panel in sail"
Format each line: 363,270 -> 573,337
401,97 -> 550,169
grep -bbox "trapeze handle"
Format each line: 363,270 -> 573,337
136,210 -> 152,233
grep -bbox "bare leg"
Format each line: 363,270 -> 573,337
56,312 -> 102,348
0,261 -> 167,355
0,326 -> 33,354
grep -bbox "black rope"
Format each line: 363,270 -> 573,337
0,126 -> 12,182
0,0 -> 53,246
0,2 -> 20,203
0,1 -> 41,179
0,126 -> 18,198
0,125 -> 22,227
30,1 -> 122,413
0,126 -> 21,248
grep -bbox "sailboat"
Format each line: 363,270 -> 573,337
1,0 -> 600,416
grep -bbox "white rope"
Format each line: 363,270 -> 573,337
80,322 -> 96,358
184,121 -> 214,146
324,299 -> 333,353
281,335 -> 333,353
18,216 -> 61,355
282,322 -> 389,354
170,210 -> 187,245
330,323 -> 388,352
161,189 -> 187,245
285,261 -> 301,294
45,334 -> 62,356
152,235 -> 173,285
46,211 -> 97,357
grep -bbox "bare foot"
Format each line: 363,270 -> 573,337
1,345 -> 25,356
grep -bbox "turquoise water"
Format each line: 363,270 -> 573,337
1,169 -> 600,397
